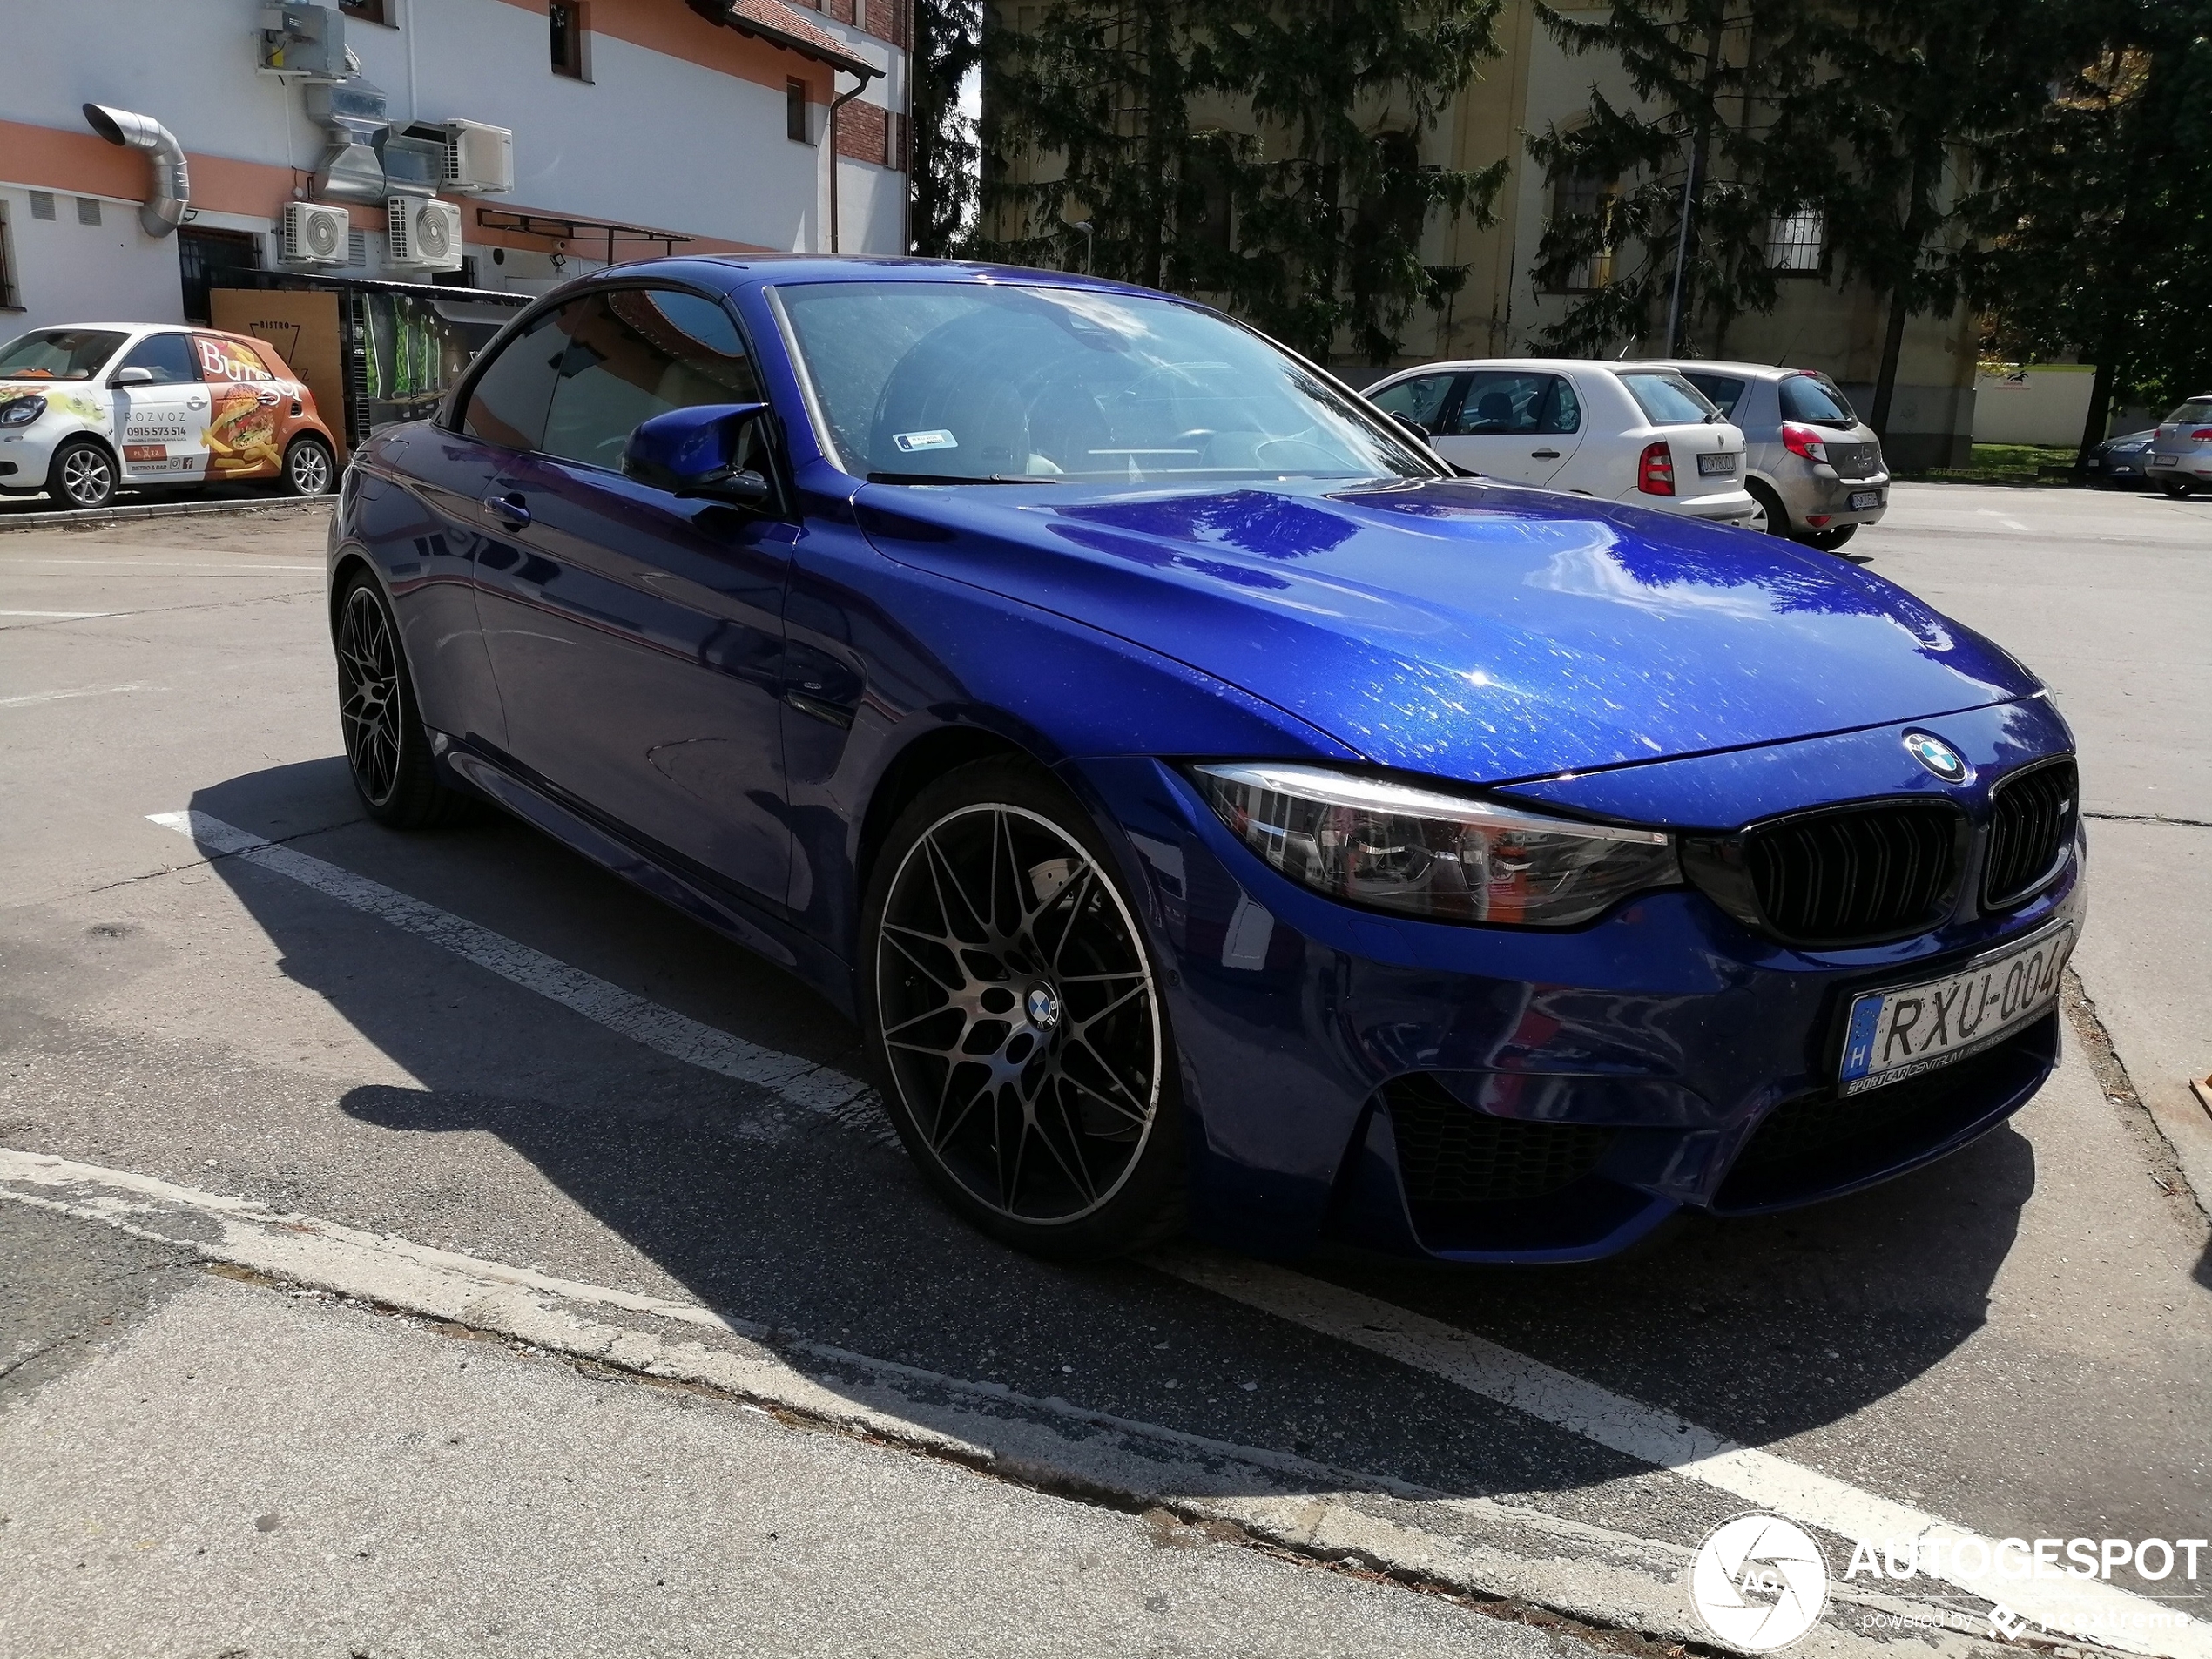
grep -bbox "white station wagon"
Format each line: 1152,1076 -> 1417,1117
1365,357 -> 1757,526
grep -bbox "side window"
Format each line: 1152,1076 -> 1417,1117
539,288 -> 760,472
1448,371 -> 1548,436
462,304 -> 572,452
1534,375 -> 1581,435
1683,374 -> 1746,420
117,334 -> 201,384
1369,373 -> 1456,429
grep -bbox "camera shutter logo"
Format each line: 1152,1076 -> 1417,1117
1690,1514 -> 1830,1650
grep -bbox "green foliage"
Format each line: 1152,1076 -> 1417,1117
913,0 -> 986,256
1961,0 -> 2212,440
978,0 -> 1507,362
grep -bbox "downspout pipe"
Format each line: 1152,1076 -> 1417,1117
826,71 -> 875,254
83,104 -> 189,238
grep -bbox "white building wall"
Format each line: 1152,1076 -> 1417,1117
0,189 -> 186,331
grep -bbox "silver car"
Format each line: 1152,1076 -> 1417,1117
2145,394 -> 2212,499
1656,361 -> 1890,550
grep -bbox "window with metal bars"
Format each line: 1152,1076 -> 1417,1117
1544,170 -> 1618,293
1768,207 -> 1824,273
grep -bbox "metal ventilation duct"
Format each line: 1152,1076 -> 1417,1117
306,78 -> 392,205
82,104 -> 190,237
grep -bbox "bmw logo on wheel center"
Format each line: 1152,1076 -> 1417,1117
1904,730 -> 1972,783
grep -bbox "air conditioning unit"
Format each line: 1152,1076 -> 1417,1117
281,200 -> 351,266
439,120 -> 514,194
387,194 -> 463,271
259,3 -> 345,79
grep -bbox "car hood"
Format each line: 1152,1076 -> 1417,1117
853,475 -> 2040,785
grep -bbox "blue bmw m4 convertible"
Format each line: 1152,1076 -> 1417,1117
328,258 -> 2083,1264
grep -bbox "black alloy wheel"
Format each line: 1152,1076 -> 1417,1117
282,435 -> 335,497
864,761 -> 1184,1258
334,575 -> 471,828
49,439 -> 117,510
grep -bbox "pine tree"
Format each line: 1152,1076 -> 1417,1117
912,0 -> 986,255
978,0 -> 1508,364
1526,0 -> 1808,357
1961,0 -> 2212,454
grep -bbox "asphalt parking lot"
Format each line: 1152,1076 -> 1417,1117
2,483 -> 2207,1657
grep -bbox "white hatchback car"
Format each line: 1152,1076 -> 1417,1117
1364,358 -> 1757,525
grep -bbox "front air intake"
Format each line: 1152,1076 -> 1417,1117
1982,758 -> 2075,909
1736,801 -> 1963,947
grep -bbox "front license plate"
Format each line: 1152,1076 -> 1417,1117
1697,452 -> 1737,476
1837,924 -> 2073,1096
1847,489 -> 1885,511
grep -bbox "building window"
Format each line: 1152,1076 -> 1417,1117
0,202 -> 20,309
177,226 -> 260,326
787,79 -> 812,145
337,0 -> 392,25
1545,170 -> 1617,293
29,191 -> 56,221
1768,207 -> 1824,273
77,197 -> 103,227
550,1 -> 590,78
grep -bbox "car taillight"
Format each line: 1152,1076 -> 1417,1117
2191,428 -> 2212,441
1637,441 -> 1675,495
1779,421 -> 1830,463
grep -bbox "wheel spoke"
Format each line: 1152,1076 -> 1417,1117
882,926 -> 962,992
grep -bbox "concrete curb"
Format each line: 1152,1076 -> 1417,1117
4,1148 -> 2137,1659
0,494 -> 334,533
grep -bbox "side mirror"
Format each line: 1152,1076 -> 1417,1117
111,366 -> 154,387
623,402 -> 777,509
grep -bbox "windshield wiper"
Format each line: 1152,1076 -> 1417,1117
866,471 -> 1061,486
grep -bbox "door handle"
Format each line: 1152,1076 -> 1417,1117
484,493 -> 530,529
1530,448 -> 1561,460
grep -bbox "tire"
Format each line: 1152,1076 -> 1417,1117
47,438 -> 117,510
2161,478 -> 2195,500
861,758 -> 1185,1260
1744,480 -> 1789,536
333,573 -> 473,829
1800,523 -> 1858,552
281,435 -> 335,498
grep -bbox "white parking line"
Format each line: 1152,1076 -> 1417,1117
0,610 -> 117,618
4,559 -> 323,570
0,683 -> 145,710
139,809 -> 2208,1659
1152,1252 -> 2208,1658
145,811 -> 891,1143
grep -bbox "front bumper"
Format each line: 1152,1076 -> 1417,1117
1071,698 -> 2080,1264
0,421 -> 69,492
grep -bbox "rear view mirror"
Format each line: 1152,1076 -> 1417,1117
624,402 -> 776,509
111,366 -> 153,387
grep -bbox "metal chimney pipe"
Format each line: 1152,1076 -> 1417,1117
82,103 -> 191,238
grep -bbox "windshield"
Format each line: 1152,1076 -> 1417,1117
776,280 -> 1437,484
0,328 -> 129,381
1777,372 -> 1858,426
1618,371 -> 1717,426
2163,398 -> 2212,426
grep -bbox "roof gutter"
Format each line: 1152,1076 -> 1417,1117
679,0 -> 880,80
82,104 -> 190,238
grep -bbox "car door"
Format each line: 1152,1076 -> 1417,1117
1428,369 -> 1584,485
471,285 -> 794,906
108,333 -> 210,485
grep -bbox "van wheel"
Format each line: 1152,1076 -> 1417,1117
48,439 -> 117,510
861,759 -> 1186,1260
282,435 -> 335,497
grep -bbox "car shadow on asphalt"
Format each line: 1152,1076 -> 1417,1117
183,764 -> 2034,1527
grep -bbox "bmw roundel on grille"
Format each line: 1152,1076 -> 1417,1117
1903,731 -> 1970,783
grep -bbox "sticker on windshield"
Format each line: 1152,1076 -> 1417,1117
893,429 -> 958,454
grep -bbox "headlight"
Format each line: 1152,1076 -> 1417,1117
1192,763 -> 1681,927
0,394 -> 46,428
